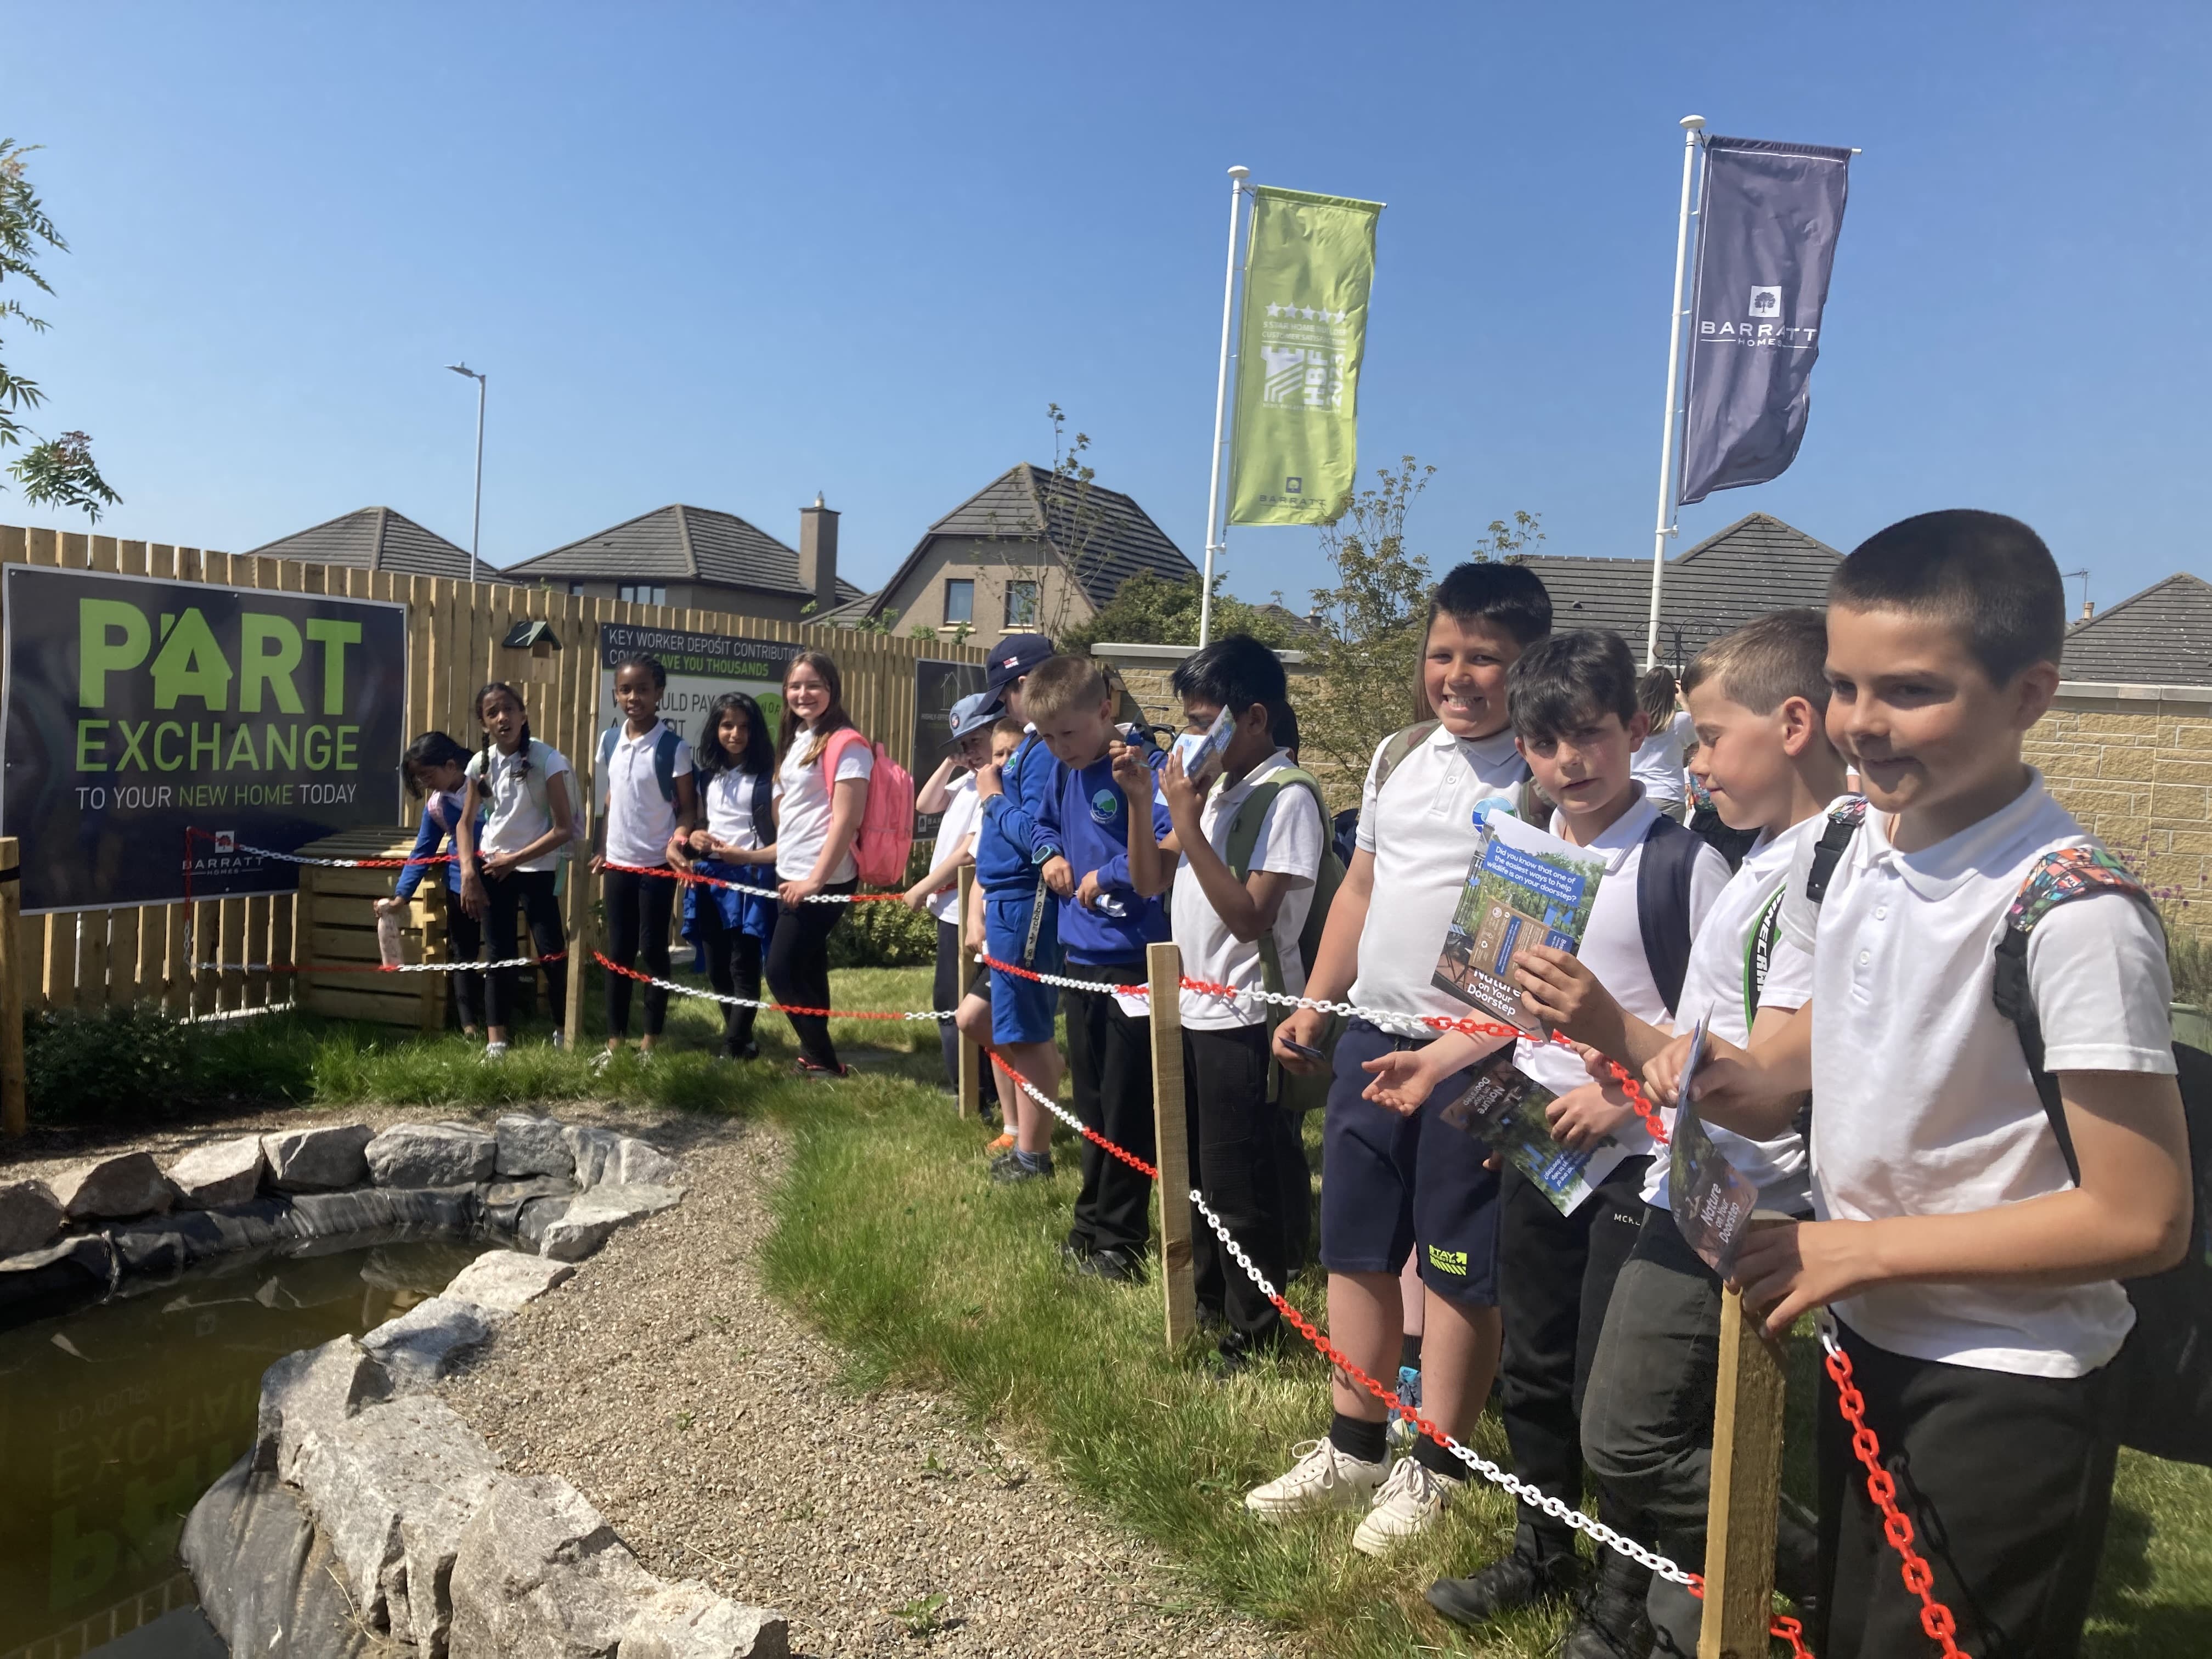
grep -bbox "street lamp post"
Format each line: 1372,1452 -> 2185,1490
447,363 -> 486,591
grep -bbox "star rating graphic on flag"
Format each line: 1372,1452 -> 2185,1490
1263,303 -> 1348,324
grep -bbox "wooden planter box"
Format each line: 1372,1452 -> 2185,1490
296,827 -> 448,1030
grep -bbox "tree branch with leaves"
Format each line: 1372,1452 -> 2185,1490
1,140 -> 119,522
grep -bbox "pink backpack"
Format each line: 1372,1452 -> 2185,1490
823,729 -> 915,888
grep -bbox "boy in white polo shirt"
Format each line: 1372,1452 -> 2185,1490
1649,511 -> 2191,1659
1247,562 -> 1551,1555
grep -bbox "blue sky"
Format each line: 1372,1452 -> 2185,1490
5,3 -> 2207,617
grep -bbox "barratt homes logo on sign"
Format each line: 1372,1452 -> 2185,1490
1699,285 -> 1819,351
1748,285 -> 1783,318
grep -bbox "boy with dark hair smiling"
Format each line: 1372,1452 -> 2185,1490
1365,627 -> 1729,1654
1646,510 -> 2191,1659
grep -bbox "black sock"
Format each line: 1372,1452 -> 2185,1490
1410,1432 -> 1466,1481
1400,1333 -> 1423,1371
1328,1413 -> 1388,1465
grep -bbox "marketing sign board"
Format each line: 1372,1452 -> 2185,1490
594,623 -> 798,753
0,566 -> 407,913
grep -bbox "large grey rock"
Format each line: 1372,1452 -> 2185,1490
497,1113 -> 575,1178
47,1152 -> 176,1220
181,1452 -> 375,1659
564,1126 -> 682,1190
287,1183 -> 482,1240
445,1249 -> 574,1314
484,1174 -> 575,1237
622,1582 -> 791,1659
366,1122 -> 496,1188
0,1231 -> 113,1321
448,1474 -> 657,1658
360,1293 -> 504,1387
253,1334 -> 392,1479
289,1392 -> 503,1657
515,1193 -> 574,1251
261,1123 -> 374,1190
539,1182 -> 684,1262
0,1178 -> 63,1255
165,1136 -> 266,1208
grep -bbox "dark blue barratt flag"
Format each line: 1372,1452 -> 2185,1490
1678,136 -> 1852,506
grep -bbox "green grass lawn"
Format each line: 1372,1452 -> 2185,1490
54,962 -> 2212,1656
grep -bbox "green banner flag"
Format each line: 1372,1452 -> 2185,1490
1228,186 -> 1381,525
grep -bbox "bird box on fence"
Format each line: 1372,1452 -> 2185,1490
501,618 -> 562,683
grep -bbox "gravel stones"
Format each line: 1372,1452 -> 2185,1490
448,1474 -> 658,1658
0,1179 -> 63,1255
360,1293 -> 504,1388
444,1249 -> 575,1314
165,1136 -> 267,1208
365,1122 -> 498,1188
47,1151 -> 176,1219
261,1123 -> 374,1190
539,1181 -> 685,1262
496,1113 -> 574,1178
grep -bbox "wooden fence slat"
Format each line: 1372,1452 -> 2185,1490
44,912 -> 72,1010
107,906 -> 140,1010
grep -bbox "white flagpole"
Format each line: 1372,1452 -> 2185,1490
1644,115 -> 1706,670
1199,165 -> 1250,648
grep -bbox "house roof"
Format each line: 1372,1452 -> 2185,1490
243,506 -> 500,581
1516,513 -> 1842,665
2061,573 -> 2212,687
860,464 -> 1198,623
501,504 -> 866,603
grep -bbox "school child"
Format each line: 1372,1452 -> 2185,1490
682,691 -> 780,1062
1026,653 -> 1176,1278
769,649 -> 872,1079
377,732 -> 485,1039
1647,511 -> 2191,1659
451,684 -> 577,1059
1363,628 -> 1730,1650
590,654 -> 698,1063
960,715 -> 1032,1153
1248,562 -> 1551,1555
1149,634 -> 1326,1365
1553,611 -> 1843,1651
958,633 -> 1065,1182
1631,667 -> 1694,823
904,691 -> 1000,1092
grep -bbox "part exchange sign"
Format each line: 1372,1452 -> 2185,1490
1,567 -> 407,913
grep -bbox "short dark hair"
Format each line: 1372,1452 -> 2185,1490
1683,609 -> 1831,716
1430,561 -> 1553,648
400,730 -> 471,799
1271,699 -> 1300,758
1170,633 -> 1288,716
613,652 -> 667,692
1506,629 -> 1639,744
1830,510 -> 2065,684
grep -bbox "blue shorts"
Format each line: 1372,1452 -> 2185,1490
984,890 -> 1060,1046
1318,1018 -> 1503,1306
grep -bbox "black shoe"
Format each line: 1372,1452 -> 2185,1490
1556,1557 -> 1655,1659
991,1152 -> 1053,1184
1077,1246 -> 1146,1283
1057,1240 -> 1093,1271
793,1056 -> 848,1080
1427,1549 -> 1583,1629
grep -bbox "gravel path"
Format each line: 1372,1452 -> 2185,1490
441,1115 -> 1283,1658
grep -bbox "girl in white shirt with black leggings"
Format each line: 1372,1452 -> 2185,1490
771,650 -> 872,1079
681,692 -> 780,1060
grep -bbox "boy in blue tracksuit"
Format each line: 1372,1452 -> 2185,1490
1028,653 -> 1177,1280
958,633 -> 1068,1182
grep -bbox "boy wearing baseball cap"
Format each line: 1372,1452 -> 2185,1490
906,689 -> 1002,1094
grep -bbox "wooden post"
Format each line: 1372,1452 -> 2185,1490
1699,1226 -> 1790,1659
0,839 -> 22,1137
562,859 -> 591,1048
955,867 -> 981,1119
1146,940 -> 1196,1346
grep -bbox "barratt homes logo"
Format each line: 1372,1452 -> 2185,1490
1748,285 -> 1783,318
1284,476 -> 1303,495
1700,284 -> 1819,350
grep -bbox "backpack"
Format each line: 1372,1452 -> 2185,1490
596,724 -> 685,805
1371,719 -> 1550,828
823,728 -> 916,888
1222,765 -> 1345,1111
1806,802 -> 2212,1466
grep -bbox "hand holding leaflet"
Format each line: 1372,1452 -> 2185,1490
1667,1012 -> 1763,1276
1440,1047 -> 1629,1215
1170,707 -> 1235,786
1432,811 -> 1609,1034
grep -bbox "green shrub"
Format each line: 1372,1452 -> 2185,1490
828,841 -> 940,969
24,1004 -> 319,1123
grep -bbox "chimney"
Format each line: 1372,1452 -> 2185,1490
798,492 -> 839,616
2080,597 -> 2095,621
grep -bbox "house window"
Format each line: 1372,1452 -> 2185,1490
943,578 -> 974,625
618,584 -> 667,606
567,582 -> 586,597
1003,580 -> 1039,627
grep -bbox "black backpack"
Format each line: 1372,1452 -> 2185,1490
1807,803 -> 2212,1466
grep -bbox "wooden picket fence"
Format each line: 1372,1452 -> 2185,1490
0,522 -> 984,1019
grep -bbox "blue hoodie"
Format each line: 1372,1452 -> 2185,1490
975,731 -> 1063,895
1038,747 -> 1171,966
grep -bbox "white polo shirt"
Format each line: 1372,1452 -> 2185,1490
926,772 -> 981,924
703,769 -> 771,854
467,739 -> 575,874
1511,790 -> 1731,1158
1772,775 -> 2175,1378
1632,709 -> 1694,808
601,721 -> 694,870
1642,815 -> 1818,1216
776,729 -> 873,883
1175,751 -> 1325,1030
1348,724 -> 1531,1036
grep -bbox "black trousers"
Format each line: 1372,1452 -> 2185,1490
1814,1321 -> 2118,1659
1185,1024 -> 1290,1348
699,912 -> 763,1057
933,918 -> 963,1088
439,890 -> 486,1031
483,868 -> 567,1030
1498,1155 -> 1651,1555
1062,961 -> 1156,1259
765,878 -> 854,1068
602,866 -> 676,1039
1278,1103 -> 1314,1278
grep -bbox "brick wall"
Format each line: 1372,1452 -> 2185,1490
2025,691 -> 2212,932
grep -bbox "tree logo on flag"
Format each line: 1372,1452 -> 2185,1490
1748,285 -> 1783,318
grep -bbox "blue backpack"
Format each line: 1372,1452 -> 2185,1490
596,724 -> 685,807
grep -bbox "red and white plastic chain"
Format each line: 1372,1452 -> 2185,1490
194,952 -> 566,976
598,860 -> 910,902
591,952 -> 960,1022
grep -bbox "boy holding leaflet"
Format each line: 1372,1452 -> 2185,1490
1247,562 -> 1551,1555
1364,628 -> 1729,1652
1646,511 -> 2191,1659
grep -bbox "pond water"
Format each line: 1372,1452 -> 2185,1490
0,1234 -> 490,1655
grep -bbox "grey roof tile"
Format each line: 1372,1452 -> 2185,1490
244,506 -> 500,580
503,504 -> 864,602
2061,573 -> 2212,687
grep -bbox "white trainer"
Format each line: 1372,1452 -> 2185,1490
1243,1438 -> 1389,1519
1350,1454 -> 1462,1555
